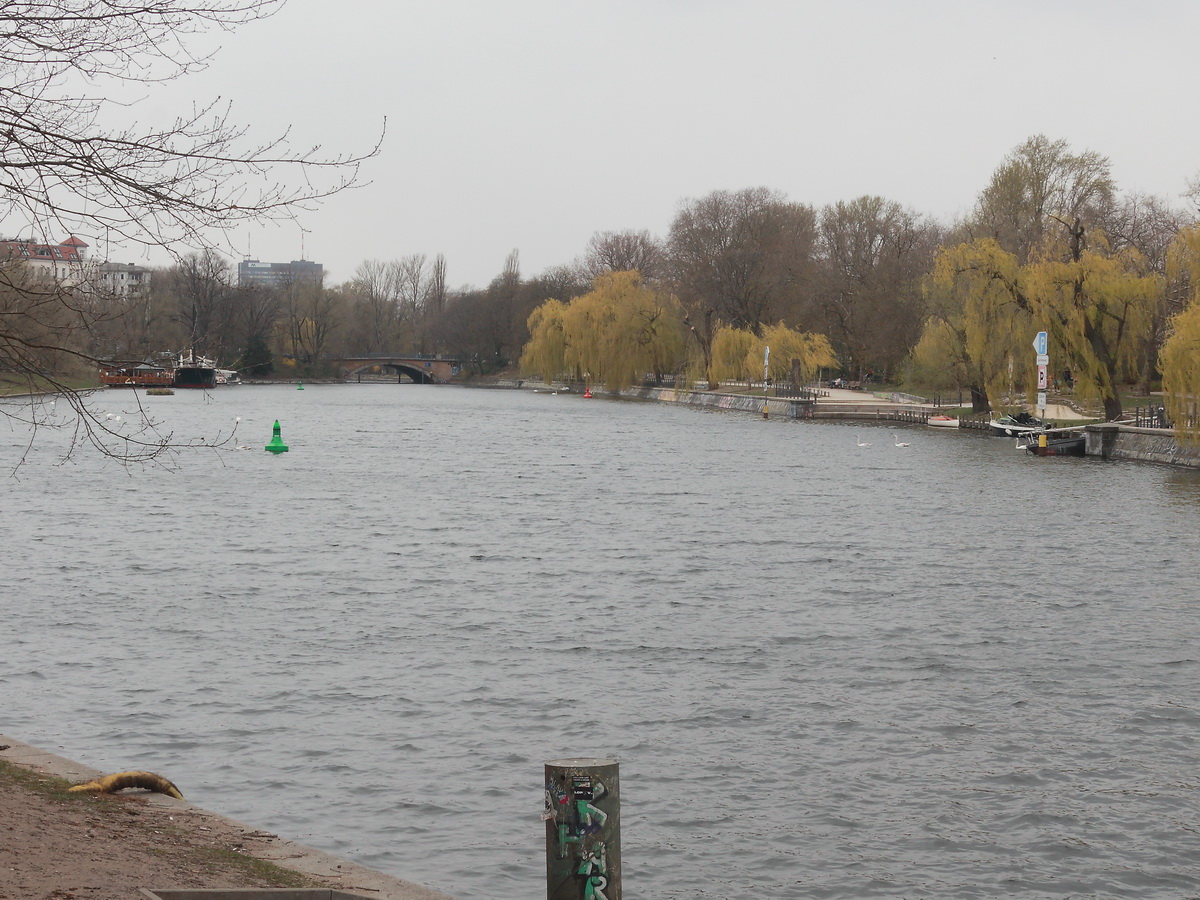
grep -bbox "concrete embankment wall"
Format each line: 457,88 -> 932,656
618,385 -> 812,418
616,386 -> 925,421
1086,424 -> 1200,468
616,386 -> 1200,471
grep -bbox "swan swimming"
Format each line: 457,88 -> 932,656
856,433 -> 872,447
893,433 -> 910,447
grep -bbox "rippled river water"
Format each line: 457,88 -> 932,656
3,384 -> 1200,899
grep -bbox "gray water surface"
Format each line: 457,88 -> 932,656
3,385 -> 1199,899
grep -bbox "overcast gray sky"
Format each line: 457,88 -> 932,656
135,0 -> 1200,288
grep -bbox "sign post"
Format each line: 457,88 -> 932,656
1033,331 -> 1048,419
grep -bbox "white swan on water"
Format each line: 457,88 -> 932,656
856,433 -> 872,447
893,432 -> 910,447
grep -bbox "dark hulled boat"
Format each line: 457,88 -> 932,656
1021,430 -> 1086,457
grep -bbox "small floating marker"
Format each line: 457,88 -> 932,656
264,420 -> 289,453
297,382 -> 304,390
584,388 -> 593,398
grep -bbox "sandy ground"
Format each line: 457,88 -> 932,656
0,766 -> 322,900
0,737 -> 454,900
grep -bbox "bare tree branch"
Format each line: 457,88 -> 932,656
0,0 -> 381,466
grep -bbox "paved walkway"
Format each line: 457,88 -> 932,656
816,388 -> 1093,421
1043,402 -> 1090,421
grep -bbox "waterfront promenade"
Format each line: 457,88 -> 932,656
0,735 -> 454,900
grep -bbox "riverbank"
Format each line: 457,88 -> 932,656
544,381 -> 1200,469
0,735 -> 454,900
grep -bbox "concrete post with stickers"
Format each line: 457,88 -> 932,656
544,758 -> 621,900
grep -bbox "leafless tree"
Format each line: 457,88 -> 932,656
235,282 -> 282,373
396,254 -> 430,327
581,229 -> 665,281
427,254 -> 448,317
666,187 -> 817,386
87,266 -> 184,361
280,275 -> 340,368
810,196 -> 942,380
347,259 -> 402,354
166,250 -> 234,359
0,0 -> 379,465
971,134 -> 1114,265
666,187 -> 817,333
0,0 -> 379,252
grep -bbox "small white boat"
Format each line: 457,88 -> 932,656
926,415 -> 960,428
989,413 -> 1045,437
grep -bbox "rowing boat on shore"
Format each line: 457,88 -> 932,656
926,415 -> 960,428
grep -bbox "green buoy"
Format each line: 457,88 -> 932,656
264,420 -> 289,453
297,382 -> 304,390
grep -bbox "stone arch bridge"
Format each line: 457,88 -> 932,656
334,355 -> 461,384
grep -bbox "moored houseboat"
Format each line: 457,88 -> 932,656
172,350 -> 218,389
101,351 -> 226,389
99,362 -> 174,388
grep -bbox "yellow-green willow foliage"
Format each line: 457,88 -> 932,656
910,317 -> 970,391
1161,226 -> 1200,441
1160,304 -> 1200,441
929,239 -> 1031,411
930,238 -> 1160,420
520,271 -> 686,391
1023,249 -> 1157,420
710,325 -> 754,383
520,298 -> 568,385
711,322 -> 837,385
756,322 -> 838,383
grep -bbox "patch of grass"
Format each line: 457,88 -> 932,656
0,758 -> 79,802
193,848 -> 318,888
0,374 -> 99,397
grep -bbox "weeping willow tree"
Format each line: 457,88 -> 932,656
929,240 -> 1033,413
914,258 -> 989,410
710,322 -> 837,386
710,325 -> 755,383
755,322 -> 838,385
1024,247 -> 1158,421
519,271 -> 686,391
1161,226 -> 1200,440
910,317 -> 979,406
519,298 -> 568,385
929,235 -> 1160,420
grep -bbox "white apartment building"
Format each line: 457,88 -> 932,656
0,235 -> 151,297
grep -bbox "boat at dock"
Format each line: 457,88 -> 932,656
926,415 -> 960,428
100,350 -> 225,390
989,412 -> 1045,437
98,362 -> 174,388
1018,429 -> 1087,457
173,350 -> 217,389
